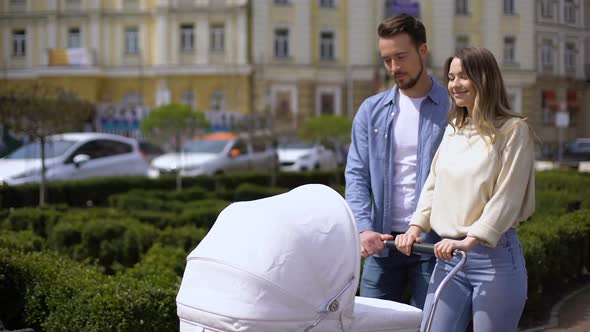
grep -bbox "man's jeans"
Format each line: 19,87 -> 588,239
360,249 -> 435,309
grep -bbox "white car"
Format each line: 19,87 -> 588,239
278,142 -> 338,172
148,132 -> 277,178
0,132 -> 149,185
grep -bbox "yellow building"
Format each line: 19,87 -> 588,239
251,0 -> 386,132
1,0 -> 250,135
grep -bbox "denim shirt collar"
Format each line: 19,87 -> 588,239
383,76 -> 448,106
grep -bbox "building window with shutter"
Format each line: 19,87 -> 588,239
320,31 -> 335,61
12,29 -> 26,57
456,0 -> 469,15
274,28 -> 289,58
455,35 -> 469,53
503,0 -> 515,15
503,36 -> 516,64
125,27 -> 139,55
68,27 -> 81,48
180,24 -> 194,52
210,24 -> 225,53
565,42 -> 576,72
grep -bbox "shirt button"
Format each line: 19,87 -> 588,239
374,129 -> 379,133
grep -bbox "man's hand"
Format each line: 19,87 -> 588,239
360,231 -> 394,258
394,225 -> 423,256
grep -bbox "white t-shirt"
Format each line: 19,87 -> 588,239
391,92 -> 426,232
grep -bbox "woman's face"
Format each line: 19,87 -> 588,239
447,57 -> 476,114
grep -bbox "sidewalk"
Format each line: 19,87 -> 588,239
522,284 -> 590,332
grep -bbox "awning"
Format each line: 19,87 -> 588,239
567,90 -> 579,112
542,90 -> 558,111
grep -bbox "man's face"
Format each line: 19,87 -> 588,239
378,33 -> 427,91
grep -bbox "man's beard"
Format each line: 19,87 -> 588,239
394,58 -> 424,90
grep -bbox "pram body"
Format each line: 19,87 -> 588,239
176,184 -> 423,331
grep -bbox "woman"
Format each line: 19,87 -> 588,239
394,47 -> 535,332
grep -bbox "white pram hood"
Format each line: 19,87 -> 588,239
176,184 -> 422,332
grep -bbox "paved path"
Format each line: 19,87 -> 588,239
522,284 -> 590,332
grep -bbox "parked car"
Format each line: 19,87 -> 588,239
138,140 -> 165,163
565,138 -> 590,154
148,132 -> 277,178
277,142 -> 338,172
0,132 -> 149,185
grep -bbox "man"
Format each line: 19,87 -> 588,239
345,14 -> 449,309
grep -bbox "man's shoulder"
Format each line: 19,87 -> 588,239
359,89 -> 394,113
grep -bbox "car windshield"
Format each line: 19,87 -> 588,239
279,143 -> 314,150
182,139 -> 229,153
5,139 -> 76,159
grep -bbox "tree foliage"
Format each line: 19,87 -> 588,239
0,81 -> 94,206
0,81 -> 94,140
298,114 -> 353,146
140,103 -> 208,153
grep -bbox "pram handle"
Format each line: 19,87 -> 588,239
383,241 -> 435,255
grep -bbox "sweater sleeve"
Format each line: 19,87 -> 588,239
467,120 -> 535,247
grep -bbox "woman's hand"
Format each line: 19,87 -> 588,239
434,236 -> 479,261
394,225 -> 423,256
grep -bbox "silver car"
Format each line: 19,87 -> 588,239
0,132 -> 149,185
149,132 -> 277,177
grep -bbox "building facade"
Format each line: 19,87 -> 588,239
250,0 -> 385,132
0,0 -> 250,137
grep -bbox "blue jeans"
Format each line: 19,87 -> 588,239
360,249 -> 436,309
421,229 -> 527,332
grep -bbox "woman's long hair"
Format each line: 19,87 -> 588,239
444,47 -> 525,144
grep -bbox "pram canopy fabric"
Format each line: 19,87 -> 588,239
176,184 -> 422,332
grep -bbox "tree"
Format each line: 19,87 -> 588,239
298,114 -> 353,184
0,81 -> 94,206
140,103 -> 208,191
298,114 -> 352,150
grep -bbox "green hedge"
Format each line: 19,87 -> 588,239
0,170 -> 345,209
0,248 -> 179,331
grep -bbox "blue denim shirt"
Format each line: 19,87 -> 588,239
345,78 -> 449,256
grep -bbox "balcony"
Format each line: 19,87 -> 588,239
48,48 -> 96,67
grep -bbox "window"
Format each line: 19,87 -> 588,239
455,35 -> 469,53
180,24 -> 194,52
320,0 -> 335,8
123,0 -> 140,10
125,27 -> 139,55
69,140 -> 132,161
540,0 -> 553,18
320,93 -> 335,115
320,31 -> 335,60
210,90 -> 225,112
68,27 -> 81,48
9,0 -> 26,12
504,0 -> 515,15
180,90 -> 196,111
565,43 -> 576,72
210,24 -> 225,52
274,0 -> 289,4
541,91 -> 555,125
564,0 -> 576,23
456,0 -> 469,15
65,0 -> 81,10
503,36 -> 516,64
12,30 -> 26,57
541,39 -> 553,70
274,28 -> 290,58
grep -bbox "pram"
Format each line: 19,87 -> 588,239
176,184 -> 466,332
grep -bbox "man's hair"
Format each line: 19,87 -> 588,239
377,14 -> 426,47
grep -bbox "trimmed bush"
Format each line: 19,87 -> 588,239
0,230 -> 45,252
1,207 -> 63,238
156,225 -> 209,253
233,183 -> 289,201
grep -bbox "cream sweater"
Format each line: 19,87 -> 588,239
409,117 -> 535,247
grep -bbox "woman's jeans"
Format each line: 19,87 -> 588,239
421,229 -> 527,332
